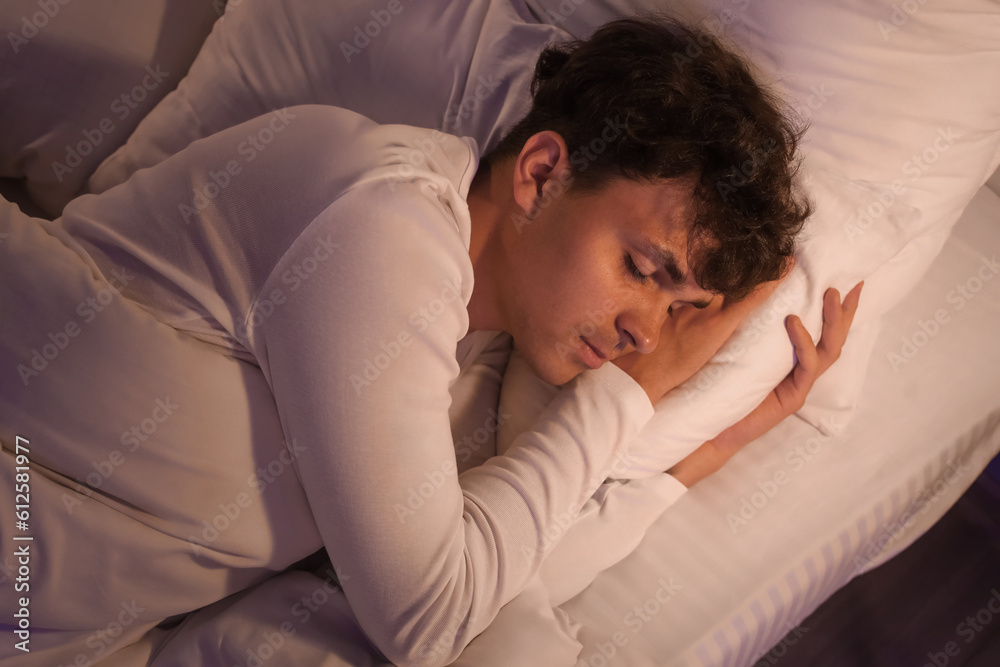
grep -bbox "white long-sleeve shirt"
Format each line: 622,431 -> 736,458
51,104 -> 668,664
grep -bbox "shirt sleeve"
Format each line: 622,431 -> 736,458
451,320 -> 691,611
492,349 -> 692,607
450,331 -> 513,474
540,474 -> 689,607
246,177 -> 654,665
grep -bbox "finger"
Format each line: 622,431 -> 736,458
842,280 -> 864,323
816,288 -> 847,361
819,286 -> 844,338
786,314 -> 819,376
822,286 -> 842,329
817,282 -> 864,365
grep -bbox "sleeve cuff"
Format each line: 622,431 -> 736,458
653,471 -> 690,498
582,362 -> 655,424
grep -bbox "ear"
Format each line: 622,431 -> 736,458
511,131 -> 573,218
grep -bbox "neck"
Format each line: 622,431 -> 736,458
466,158 -> 509,333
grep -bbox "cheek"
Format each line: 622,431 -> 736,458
510,211 -> 620,335
563,245 -> 623,304
546,258 -> 624,345
538,248 -> 596,315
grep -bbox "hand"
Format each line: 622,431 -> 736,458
667,281 -> 864,488
614,259 -> 793,404
771,280 -> 864,415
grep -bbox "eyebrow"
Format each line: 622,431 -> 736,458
638,236 -> 713,309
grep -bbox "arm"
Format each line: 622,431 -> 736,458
248,180 -> 654,666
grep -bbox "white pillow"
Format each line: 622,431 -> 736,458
0,0 -> 220,217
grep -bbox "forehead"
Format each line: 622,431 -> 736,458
581,176 -> 699,244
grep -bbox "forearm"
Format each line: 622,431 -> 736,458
667,391 -> 786,487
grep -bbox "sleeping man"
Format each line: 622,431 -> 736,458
0,17 -> 860,666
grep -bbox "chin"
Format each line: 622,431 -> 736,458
521,346 -> 583,387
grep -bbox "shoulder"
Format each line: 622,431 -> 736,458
257,109 -> 482,330
265,105 -> 479,199
259,104 -> 481,249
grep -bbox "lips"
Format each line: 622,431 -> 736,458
582,337 -> 607,360
579,336 -> 606,369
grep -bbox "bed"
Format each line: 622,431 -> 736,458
1,0 -> 998,665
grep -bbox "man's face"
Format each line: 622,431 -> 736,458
499,173 -> 716,386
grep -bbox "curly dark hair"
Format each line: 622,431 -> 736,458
485,16 -> 810,300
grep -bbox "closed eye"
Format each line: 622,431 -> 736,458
624,253 -> 650,283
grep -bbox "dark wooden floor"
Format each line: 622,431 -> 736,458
767,454 -> 1000,667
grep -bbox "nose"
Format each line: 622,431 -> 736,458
616,297 -> 671,355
